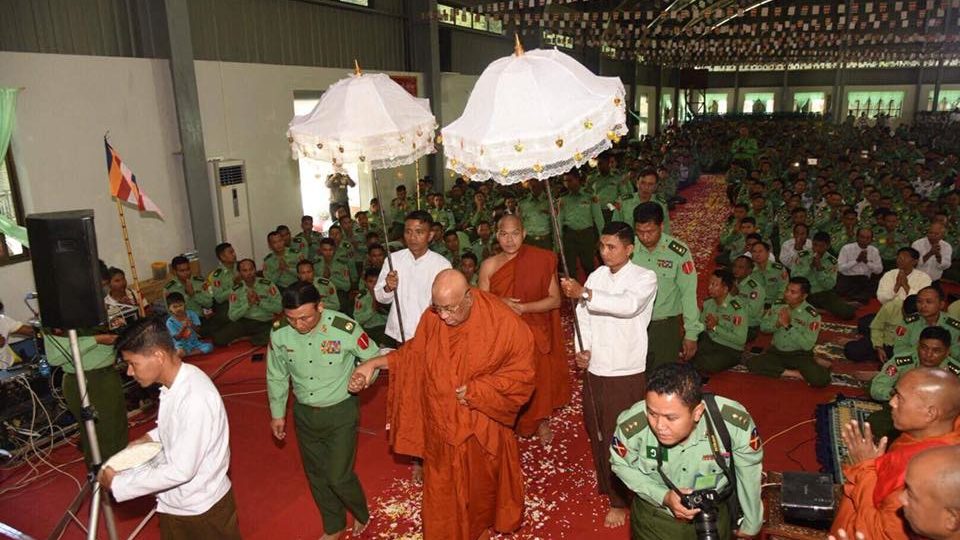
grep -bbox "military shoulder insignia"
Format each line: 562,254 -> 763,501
264,253 -> 275,260
730,299 -> 743,310
331,316 -> 357,334
746,279 -> 758,288
895,356 -> 914,367
826,255 -> 838,264
192,276 -> 205,283
720,404 -> 751,431
946,317 -> 960,330
904,313 -> 921,324
163,280 -> 177,290
771,262 -> 785,270
805,306 -> 819,318
258,278 -> 272,286
212,268 -> 223,277
232,283 -> 244,291
318,277 -> 331,286
668,240 -> 688,256
618,411 -> 648,439
797,250 -> 810,257
945,360 -> 960,377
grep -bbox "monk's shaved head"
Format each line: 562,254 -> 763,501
497,214 -> 524,231
432,269 -> 473,326
901,445 -> 960,539
892,368 -> 960,433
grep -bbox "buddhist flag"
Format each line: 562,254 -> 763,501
105,138 -> 164,218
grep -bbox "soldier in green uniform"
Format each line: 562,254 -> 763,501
213,259 -> 281,347
867,325 -> 960,439
353,268 -> 389,345
205,242 -> 240,338
892,286 -> 960,358
267,282 -> 379,539
441,230 -> 470,267
749,242 -> 789,304
831,209 -> 861,253
746,277 -> 828,387
314,238 -> 354,316
792,232 -> 856,320
732,256 -> 765,343
691,269 -> 748,374
875,210 -> 911,269
559,171 -> 603,276
428,193 -> 457,232
720,218 -> 757,266
445,184 -> 469,224
588,154 -> 631,224
164,255 -> 213,324
45,330 -> 127,466
748,194 -> 774,240
293,215 -> 323,262
263,231 -> 303,289
632,202 -> 703,369
390,185 -> 411,240
296,260 -> 340,311
470,221 -> 495,263
328,224 -> 361,286
518,179 -> 554,250
610,363 -> 764,540
613,169 -> 671,236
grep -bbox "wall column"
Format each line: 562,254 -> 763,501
405,0 -> 442,189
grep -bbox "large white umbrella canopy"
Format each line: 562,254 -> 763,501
287,68 -> 437,170
441,45 -> 627,185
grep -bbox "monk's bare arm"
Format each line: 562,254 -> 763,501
477,257 -> 498,291
517,273 -> 562,314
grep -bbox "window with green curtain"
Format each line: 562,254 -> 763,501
743,92 -> 774,114
705,93 -> 727,114
927,90 -> 960,111
847,91 -> 904,118
793,92 -> 826,114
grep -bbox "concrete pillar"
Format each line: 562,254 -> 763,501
913,61 -> 925,124
405,0 -> 442,190
732,67 -> 741,113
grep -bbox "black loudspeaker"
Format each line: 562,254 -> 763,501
26,210 -> 107,329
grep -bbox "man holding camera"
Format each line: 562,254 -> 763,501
611,363 -> 763,539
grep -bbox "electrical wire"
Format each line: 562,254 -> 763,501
760,418 -> 816,450
220,389 -> 267,398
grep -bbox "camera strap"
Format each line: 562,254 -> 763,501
703,393 -> 741,526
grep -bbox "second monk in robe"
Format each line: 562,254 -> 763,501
351,269 -> 536,540
479,214 -> 569,444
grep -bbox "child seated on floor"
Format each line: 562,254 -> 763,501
165,292 -> 213,356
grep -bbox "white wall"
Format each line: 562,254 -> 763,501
0,51 -> 191,322
440,72 -> 479,189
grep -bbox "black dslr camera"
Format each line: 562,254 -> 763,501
681,489 -> 722,540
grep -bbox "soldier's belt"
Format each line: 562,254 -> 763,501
651,314 -> 681,323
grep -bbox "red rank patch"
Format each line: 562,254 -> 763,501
733,315 -> 743,326
885,365 -> 898,377
357,332 -> 370,350
809,321 -> 820,331
895,326 -> 906,336
749,427 -> 761,451
229,293 -> 237,303
214,280 -> 221,288
611,435 -> 627,458
682,260 -> 695,274
269,286 -> 278,296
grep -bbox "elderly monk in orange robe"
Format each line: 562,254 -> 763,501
830,367 -> 960,540
350,269 -> 535,540
478,214 -> 568,444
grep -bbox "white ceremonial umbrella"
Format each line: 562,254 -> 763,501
287,62 -> 438,342
441,39 -> 627,442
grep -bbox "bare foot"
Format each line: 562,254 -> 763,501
815,357 -> 833,369
781,369 -> 803,380
537,420 -> 554,446
411,461 -> 423,485
603,507 -> 628,528
853,370 -> 878,382
352,519 -> 368,536
319,530 -> 344,540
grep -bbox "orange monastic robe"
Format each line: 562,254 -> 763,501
488,245 -> 570,436
386,289 -> 536,540
831,429 -> 960,540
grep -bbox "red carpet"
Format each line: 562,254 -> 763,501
0,175 -> 869,539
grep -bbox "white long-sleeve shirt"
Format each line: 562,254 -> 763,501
111,363 -> 231,516
779,238 -> 812,270
375,248 -> 451,342
876,268 -> 932,304
837,243 -> 883,277
576,261 -> 658,377
911,237 -> 953,281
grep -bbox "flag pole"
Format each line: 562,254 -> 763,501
114,200 -> 146,317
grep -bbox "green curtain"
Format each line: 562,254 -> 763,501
0,88 -> 28,248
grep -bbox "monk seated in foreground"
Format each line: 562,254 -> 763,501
351,269 -> 536,540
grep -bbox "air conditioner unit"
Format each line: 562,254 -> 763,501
207,159 -> 255,259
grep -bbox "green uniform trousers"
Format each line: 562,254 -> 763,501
631,494 -> 732,540
562,226 -> 597,277
293,397 -> 369,535
212,318 -> 273,347
746,347 -> 830,387
746,326 -> 760,343
691,335 -> 743,374
808,291 -> 856,321
647,316 -> 682,371
158,488 -> 242,540
199,301 -> 230,338
524,234 -> 554,252
63,366 -> 129,466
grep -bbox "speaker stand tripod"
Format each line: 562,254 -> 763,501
47,330 -> 119,540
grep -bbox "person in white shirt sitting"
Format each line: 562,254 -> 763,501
837,228 -> 884,303
877,247 -> 933,305
100,317 -> 241,539
911,222 -> 952,283
780,223 -> 812,270
558,221 -> 658,528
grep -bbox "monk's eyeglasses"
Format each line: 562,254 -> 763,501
432,290 -> 470,315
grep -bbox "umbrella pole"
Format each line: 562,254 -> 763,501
543,179 -> 603,443
415,158 -> 421,210
373,169 -> 406,344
